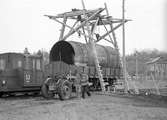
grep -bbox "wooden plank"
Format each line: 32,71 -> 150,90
55,8 -> 102,18
91,19 -> 123,25
59,16 -> 67,41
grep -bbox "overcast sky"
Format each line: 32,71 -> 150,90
0,0 -> 166,54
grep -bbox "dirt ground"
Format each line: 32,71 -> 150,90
0,93 -> 167,120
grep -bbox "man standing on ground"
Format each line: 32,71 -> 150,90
74,72 -> 82,98
81,72 -> 91,99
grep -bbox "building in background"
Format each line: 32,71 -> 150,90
146,56 -> 167,81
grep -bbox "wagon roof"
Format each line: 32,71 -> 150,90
0,52 -> 42,58
146,56 -> 167,64
0,52 -> 23,56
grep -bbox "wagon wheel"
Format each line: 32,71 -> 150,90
0,92 -> 3,97
58,80 -> 72,100
41,83 -> 54,99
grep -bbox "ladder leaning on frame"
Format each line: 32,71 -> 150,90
81,0 -> 106,91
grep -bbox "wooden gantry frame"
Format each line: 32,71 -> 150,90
44,3 -> 130,50
45,2 -> 130,91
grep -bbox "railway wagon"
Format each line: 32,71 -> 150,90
0,53 -> 44,97
41,41 -> 122,100
50,41 -> 121,82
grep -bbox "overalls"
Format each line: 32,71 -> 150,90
81,74 -> 91,98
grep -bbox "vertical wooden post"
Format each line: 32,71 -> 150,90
59,16 -> 67,41
82,27 -> 88,43
122,0 -> 128,93
135,51 -> 138,81
104,3 -> 118,49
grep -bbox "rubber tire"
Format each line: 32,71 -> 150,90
0,92 -> 3,97
58,81 -> 72,100
41,83 -> 54,99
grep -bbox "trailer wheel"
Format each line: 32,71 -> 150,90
58,80 -> 72,100
41,83 -> 54,99
0,92 -> 3,97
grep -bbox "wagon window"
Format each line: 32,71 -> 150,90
18,60 -> 22,68
32,59 -> 35,69
36,59 -> 41,70
0,59 -> 5,70
25,56 -> 31,70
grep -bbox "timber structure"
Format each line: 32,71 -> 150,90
44,2 -> 130,91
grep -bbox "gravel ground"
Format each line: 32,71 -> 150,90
0,93 -> 167,120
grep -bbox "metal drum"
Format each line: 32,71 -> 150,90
50,41 -> 119,67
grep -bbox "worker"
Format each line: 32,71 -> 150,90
74,72 -> 82,98
81,72 -> 91,99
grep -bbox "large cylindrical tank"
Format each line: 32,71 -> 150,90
50,41 -> 119,67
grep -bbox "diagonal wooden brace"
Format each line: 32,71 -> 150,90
62,8 -> 104,40
97,21 -> 127,42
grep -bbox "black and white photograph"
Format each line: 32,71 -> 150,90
0,0 -> 167,120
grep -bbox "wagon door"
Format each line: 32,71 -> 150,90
33,58 -> 43,85
24,55 -> 43,86
24,55 -> 34,86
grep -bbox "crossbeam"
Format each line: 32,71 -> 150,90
54,8 -> 102,18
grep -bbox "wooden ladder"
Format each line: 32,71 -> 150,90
91,41 -> 106,91
81,0 -> 105,91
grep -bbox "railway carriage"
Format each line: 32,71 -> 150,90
0,53 -> 44,96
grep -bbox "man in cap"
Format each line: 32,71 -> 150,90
73,69 -> 82,98
81,71 -> 91,99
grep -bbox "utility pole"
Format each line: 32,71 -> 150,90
122,0 -> 128,93
135,50 -> 138,81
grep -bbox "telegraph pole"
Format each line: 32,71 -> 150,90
135,50 -> 138,81
122,0 -> 128,93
